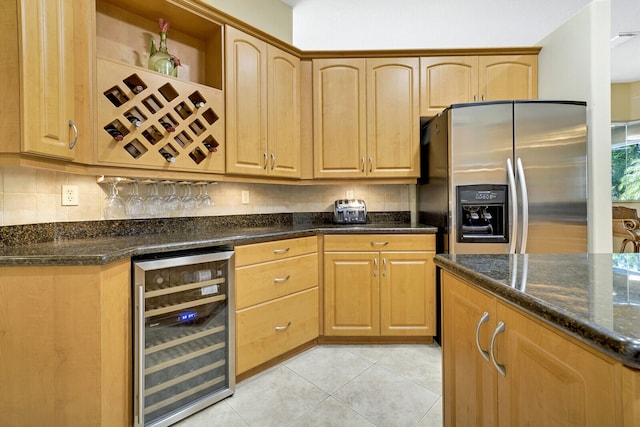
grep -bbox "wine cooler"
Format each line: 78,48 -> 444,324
132,249 -> 235,427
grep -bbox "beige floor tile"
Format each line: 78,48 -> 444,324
284,345 -> 374,393
333,364 -> 440,427
226,366 -> 328,427
289,396 -> 376,427
417,396 -> 443,427
175,400 -> 249,427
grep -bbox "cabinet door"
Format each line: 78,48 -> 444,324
20,0 -> 85,160
479,55 -> 538,101
267,45 -> 301,178
442,271 -> 498,427
380,251 -> 434,336
420,56 -> 478,116
225,26 -> 268,175
324,252 -> 379,335
495,302 -> 620,427
313,58 -> 367,178
366,58 -> 420,178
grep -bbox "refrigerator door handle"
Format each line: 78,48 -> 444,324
516,158 -> 529,254
506,158 -> 518,254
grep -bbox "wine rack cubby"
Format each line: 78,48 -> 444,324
96,58 -> 225,172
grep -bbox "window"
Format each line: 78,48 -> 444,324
611,120 -> 640,200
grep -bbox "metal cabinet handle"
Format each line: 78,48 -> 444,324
382,258 -> 387,277
473,95 -> 477,102
273,247 -> 290,254
270,153 -> 275,170
68,119 -> 78,149
490,321 -> 506,377
275,321 -> 292,331
263,152 -> 268,169
481,94 -> 486,101
369,156 -> 373,173
361,156 -> 365,173
475,311 -> 491,362
136,284 -> 145,424
370,241 -> 389,247
273,275 -> 290,283
373,257 -> 378,277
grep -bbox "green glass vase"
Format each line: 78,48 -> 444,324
148,32 -> 175,76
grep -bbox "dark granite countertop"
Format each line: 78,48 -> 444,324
0,214 -> 436,266
434,253 -> 640,369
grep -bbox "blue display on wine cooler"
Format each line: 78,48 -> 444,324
179,311 -> 197,322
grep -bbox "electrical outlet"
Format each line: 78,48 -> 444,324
241,190 -> 250,204
346,190 -> 354,199
62,185 -> 79,206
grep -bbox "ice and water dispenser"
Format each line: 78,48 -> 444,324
456,184 -> 509,243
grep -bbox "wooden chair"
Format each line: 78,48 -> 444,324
612,206 -> 640,252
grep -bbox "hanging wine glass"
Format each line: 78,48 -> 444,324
162,180 -> 183,216
196,182 -> 213,209
125,179 -> 146,218
104,179 -> 126,219
144,180 -> 164,217
180,182 -> 197,213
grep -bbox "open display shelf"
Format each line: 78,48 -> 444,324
95,0 -> 225,173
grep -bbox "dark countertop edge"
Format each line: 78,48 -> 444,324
0,225 -> 436,267
433,255 -> 640,370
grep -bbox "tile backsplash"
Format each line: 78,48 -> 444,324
0,166 -> 412,226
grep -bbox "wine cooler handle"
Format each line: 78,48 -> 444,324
68,119 -> 78,149
275,321 -> 292,331
490,321 -> 506,377
136,283 -> 145,425
475,311 -> 491,362
273,275 -> 290,283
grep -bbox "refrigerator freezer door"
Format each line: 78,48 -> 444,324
449,102 -> 513,254
514,101 -> 587,253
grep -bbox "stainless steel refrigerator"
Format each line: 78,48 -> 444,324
418,100 -> 588,254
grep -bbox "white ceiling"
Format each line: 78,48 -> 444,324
281,0 -> 639,83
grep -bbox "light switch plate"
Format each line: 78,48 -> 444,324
241,190 -> 250,204
62,185 -> 79,206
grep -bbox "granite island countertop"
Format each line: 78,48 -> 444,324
0,218 -> 436,266
434,253 -> 640,369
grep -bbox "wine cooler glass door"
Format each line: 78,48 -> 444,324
133,250 -> 235,427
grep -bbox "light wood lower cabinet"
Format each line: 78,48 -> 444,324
324,234 -> 436,337
0,260 -> 131,427
442,271 -> 628,427
235,236 -> 318,374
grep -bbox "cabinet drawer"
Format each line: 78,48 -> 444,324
235,253 -> 318,309
235,236 -> 317,267
324,234 -> 435,252
236,287 -> 319,374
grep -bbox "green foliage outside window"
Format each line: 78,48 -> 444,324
612,121 -> 640,200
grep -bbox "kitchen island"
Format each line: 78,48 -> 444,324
435,253 -> 640,427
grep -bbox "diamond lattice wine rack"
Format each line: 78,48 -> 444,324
96,58 -> 225,173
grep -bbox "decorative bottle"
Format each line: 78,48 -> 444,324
148,18 -> 175,76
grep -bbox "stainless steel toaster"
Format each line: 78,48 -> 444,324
333,199 -> 367,224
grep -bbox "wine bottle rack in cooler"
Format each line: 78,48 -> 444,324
96,57 -> 225,173
133,250 -> 235,427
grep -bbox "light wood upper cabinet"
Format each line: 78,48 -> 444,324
313,58 -> 419,179
442,271 -> 621,427
0,0 -> 91,161
420,55 -> 538,117
226,26 -> 300,178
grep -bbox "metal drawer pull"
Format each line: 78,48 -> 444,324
273,247 -> 290,254
273,275 -> 290,283
275,321 -> 292,331
370,241 -> 389,246
475,311 -> 491,362
490,321 -> 506,377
